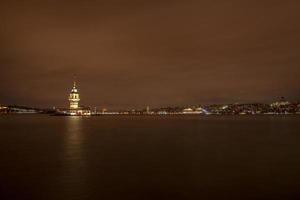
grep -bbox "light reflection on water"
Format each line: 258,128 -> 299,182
60,116 -> 88,199
65,116 -> 84,157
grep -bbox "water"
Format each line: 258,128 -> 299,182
0,115 -> 300,200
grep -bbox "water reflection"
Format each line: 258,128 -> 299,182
65,116 -> 84,157
60,116 -> 88,199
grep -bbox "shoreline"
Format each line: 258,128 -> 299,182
1,113 -> 300,116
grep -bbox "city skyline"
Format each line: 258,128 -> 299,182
1,0 -> 300,109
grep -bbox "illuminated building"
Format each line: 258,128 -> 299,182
69,81 -> 80,109
182,108 -> 194,114
67,81 -> 91,116
0,105 -> 8,113
182,107 -> 205,114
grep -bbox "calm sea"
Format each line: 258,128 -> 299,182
0,115 -> 300,200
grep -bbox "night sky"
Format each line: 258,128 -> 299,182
1,0 -> 299,109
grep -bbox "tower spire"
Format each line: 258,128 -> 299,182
73,75 -> 76,88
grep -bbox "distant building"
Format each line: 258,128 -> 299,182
66,81 -> 91,116
270,101 -> 290,107
0,105 -> 7,109
0,105 -> 8,113
0,105 -> 37,114
182,107 -> 206,114
182,108 -> 194,114
69,81 -> 80,109
271,97 -> 290,108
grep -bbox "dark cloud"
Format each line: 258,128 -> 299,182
0,0 -> 299,109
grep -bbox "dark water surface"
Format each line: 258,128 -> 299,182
0,115 -> 300,200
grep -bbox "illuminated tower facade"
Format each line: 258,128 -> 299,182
69,81 -> 80,109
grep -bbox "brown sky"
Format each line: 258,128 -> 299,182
0,0 -> 299,109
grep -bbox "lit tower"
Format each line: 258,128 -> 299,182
69,81 -> 80,109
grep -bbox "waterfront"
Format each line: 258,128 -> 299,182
1,115 -> 300,200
